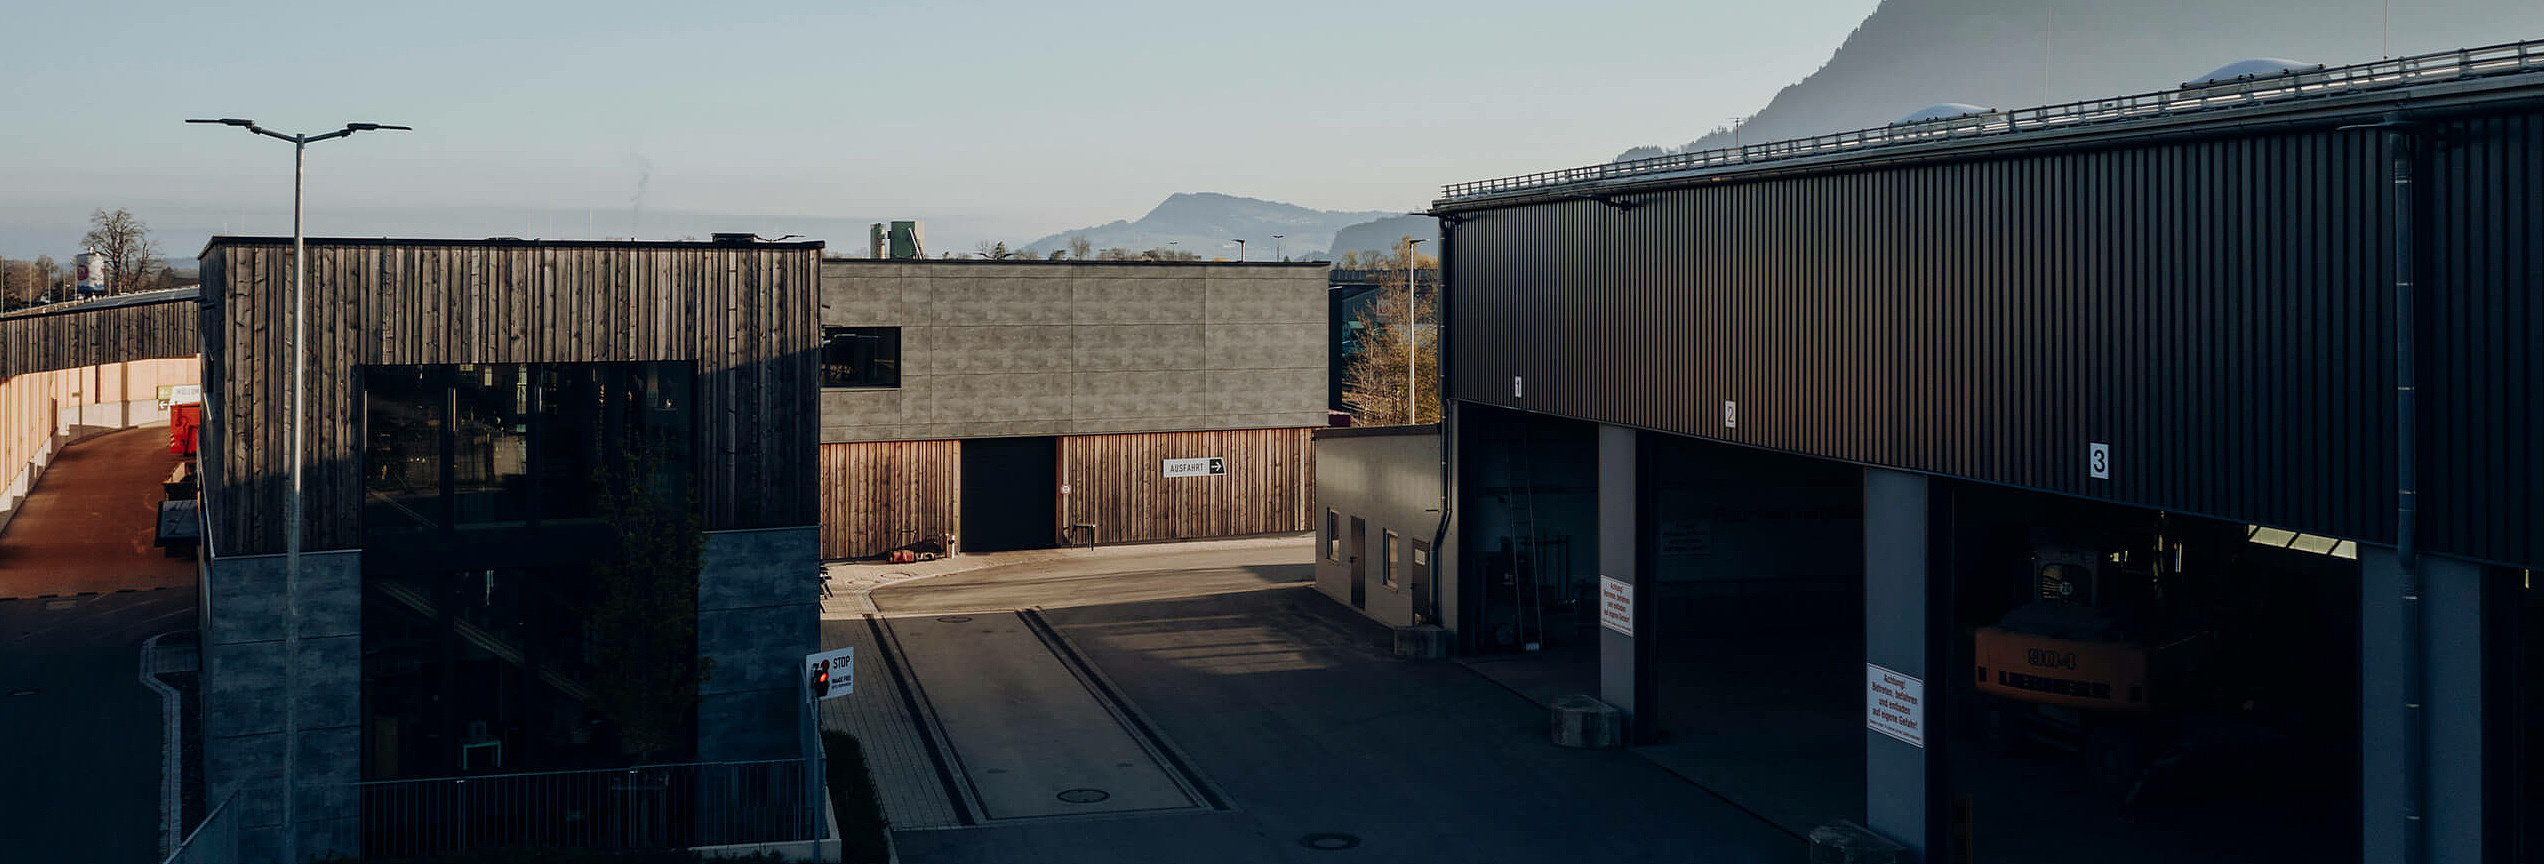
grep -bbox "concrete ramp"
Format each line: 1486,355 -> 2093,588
881,609 -> 1220,823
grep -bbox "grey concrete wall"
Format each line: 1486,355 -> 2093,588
1310,426 -> 1444,629
696,526 -> 821,762
819,261 -> 1327,441
202,548 -> 362,862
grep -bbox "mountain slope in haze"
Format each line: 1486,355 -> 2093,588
1326,215 -> 1439,262
1023,193 -> 1396,260
1622,0 -> 2544,160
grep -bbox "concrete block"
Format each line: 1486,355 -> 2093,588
1807,820 -> 1909,864
699,528 -> 819,612
928,373 -> 1072,424
293,636 -> 363,729
1549,694 -> 1623,749
1392,625 -> 1450,659
1206,321 -> 1322,370
819,388 -> 916,432
206,641 -> 286,736
927,325 -> 1070,374
698,604 -> 817,696
1207,368 -> 1324,417
1070,276 -> 1204,325
1071,371 -> 1207,420
1205,275 -> 1321,324
932,276 -> 1069,325
1073,324 -> 1204,372
697,687 -> 798,763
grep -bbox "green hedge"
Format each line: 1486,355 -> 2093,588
821,731 -> 892,864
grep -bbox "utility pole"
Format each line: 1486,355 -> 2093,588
186,117 -> 409,864
1406,237 -> 1427,424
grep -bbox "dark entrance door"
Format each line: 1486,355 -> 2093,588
960,436 -> 1056,552
1349,517 -> 1368,608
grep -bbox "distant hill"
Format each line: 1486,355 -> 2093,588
1023,193 -> 1397,260
1325,215 -> 1438,263
1620,0 -> 2544,159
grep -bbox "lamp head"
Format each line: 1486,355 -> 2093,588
187,118 -> 256,127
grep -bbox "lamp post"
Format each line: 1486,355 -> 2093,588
186,117 -> 408,864
1271,234 -> 1285,261
1230,238 -> 1246,262
1406,237 -> 1427,424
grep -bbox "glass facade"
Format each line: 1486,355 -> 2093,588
361,362 -> 699,780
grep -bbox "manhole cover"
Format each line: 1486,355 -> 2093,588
936,615 -> 973,623
7,689 -> 37,697
1300,832 -> 1360,851
1055,788 -> 1110,804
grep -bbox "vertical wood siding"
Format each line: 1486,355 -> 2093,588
0,296 -> 199,378
818,440 -> 960,560
197,240 -> 821,556
1056,427 -> 1315,544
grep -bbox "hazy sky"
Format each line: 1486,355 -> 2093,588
0,0 -> 1880,255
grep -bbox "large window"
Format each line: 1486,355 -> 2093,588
363,362 -> 694,546
822,326 -> 901,388
1326,510 -> 1341,561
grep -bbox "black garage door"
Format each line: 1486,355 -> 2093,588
961,436 -> 1056,553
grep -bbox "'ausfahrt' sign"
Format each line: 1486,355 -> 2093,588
1161,457 -> 1226,478
1866,663 -> 1924,748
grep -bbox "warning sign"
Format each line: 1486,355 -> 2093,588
1598,575 -> 1632,637
1866,664 -> 1924,748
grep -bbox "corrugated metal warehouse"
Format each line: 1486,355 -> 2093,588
1391,39 -> 2544,864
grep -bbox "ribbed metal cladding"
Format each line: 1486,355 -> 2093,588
2420,109 -> 2544,568
1447,123 -> 2437,557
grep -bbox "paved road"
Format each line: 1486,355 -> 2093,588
0,426 -> 193,599
0,589 -> 195,864
856,539 -> 1799,864
867,539 -> 1314,615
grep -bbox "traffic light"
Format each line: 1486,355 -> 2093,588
808,660 -> 831,699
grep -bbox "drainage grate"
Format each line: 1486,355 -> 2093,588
936,615 -> 974,623
1055,788 -> 1111,804
1300,833 -> 1360,851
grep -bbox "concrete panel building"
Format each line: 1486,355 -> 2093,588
815,259 -> 1327,558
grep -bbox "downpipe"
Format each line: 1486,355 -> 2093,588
2386,115 -> 2426,864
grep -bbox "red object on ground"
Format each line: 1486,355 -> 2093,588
169,404 -> 200,456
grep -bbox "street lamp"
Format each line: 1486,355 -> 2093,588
1271,234 -> 1285,261
1406,238 -> 1427,424
186,117 -> 408,864
1229,238 -> 1245,262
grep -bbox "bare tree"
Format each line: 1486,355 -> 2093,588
1338,241 -> 1442,426
0,258 -> 38,309
30,255 -> 60,303
1068,235 -> 1093,260
81,209 -> 163,294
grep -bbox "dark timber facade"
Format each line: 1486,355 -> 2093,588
1433,41 -> 2544,864
195,238 -> 823,860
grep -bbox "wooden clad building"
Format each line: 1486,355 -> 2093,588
197,238 -> 820,555
0,287 -> 200,378
815,258 -> 1329,559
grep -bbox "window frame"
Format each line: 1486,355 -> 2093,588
1382,530 -> 1399,589
820,326 -> 903,389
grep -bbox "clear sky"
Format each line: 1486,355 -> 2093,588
0,0 -> 1881,255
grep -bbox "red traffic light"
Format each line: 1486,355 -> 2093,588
808,660 -> 832,698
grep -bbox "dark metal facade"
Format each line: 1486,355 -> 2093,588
1442,96 -> 2544,569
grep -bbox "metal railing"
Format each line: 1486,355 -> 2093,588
162,796 -> 239,864
1440,38 -> 2544,201
357,759 -> 816,860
